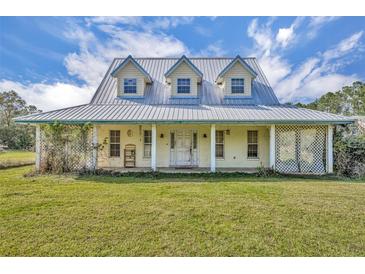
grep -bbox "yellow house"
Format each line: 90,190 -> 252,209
16,55 -> 353,174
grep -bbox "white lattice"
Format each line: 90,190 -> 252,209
275,125 -> 327,174
39,125 -> 95,173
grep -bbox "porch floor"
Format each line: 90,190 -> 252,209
102,167 -> 258,173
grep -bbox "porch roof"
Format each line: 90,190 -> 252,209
15,104 -> 354,125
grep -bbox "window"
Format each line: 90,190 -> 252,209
216,130 -> 224,158
231,78 -> 244,93
177,78 -> 190,93
247,130 -> 258,158
144,130 -> 152,158
124,78 -> 137,93
193,132 -> 197,149
109,130 -> 120,157
170,132 -> 175,149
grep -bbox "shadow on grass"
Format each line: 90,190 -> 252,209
73,171 -> 352,185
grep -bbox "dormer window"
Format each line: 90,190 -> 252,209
231,78 -> 244,94
177,78 -> 191,93
124,78 -> 137,93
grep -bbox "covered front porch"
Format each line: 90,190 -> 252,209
34,122 -> 334,174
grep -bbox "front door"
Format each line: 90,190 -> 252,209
175,130 -> 192,166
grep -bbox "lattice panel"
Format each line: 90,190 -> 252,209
275,125 -> 327,174
39,125 -> 95,173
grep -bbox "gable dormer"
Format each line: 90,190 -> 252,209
216,55 -> 257,97
111,55 -> 152,97
164,55 -> 203,97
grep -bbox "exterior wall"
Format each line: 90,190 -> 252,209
97,124 -> 152,168
168,62 -> 199,97
116,62 -> 146,97
215,125 -> 269,168
96,124 -> 269,169
222,62 -> 252,97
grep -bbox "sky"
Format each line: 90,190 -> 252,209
0,16 -> 364,111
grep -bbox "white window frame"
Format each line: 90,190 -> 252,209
109,130 -> 121,157
143,130 -> 152,158
177,78 -> 191,94
215,130 -> 224,159
247,130 -> 259,159
231,78 -> 244,94
123,78 -> 137,93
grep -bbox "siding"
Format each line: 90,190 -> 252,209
222,62 -> 252,97
169,62 -> 200,97
116,62 -> 146,97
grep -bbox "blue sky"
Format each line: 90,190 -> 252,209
0,16 -> 364,110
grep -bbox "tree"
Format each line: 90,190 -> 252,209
296,81 -> 365,116
0,90 -> 41,150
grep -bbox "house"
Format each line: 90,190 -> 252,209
15,55 -> 354,174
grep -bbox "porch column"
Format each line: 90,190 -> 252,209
35,125 -> 40,171
269,125 -> 276,170
210,124 -> 216,172
92,125 -> 98,170
151,124 -> 157,171
327,125 -> 334,173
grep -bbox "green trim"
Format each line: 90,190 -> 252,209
15,119 -> 354,125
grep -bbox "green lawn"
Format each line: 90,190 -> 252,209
0,150 -> 35,168
0,166 -> 364,256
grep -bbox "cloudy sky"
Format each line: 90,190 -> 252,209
0,16 -> 364,111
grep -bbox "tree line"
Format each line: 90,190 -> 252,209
0,91 -> 41,150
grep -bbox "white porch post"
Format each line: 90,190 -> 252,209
151,124 -> 157,171
210,124 -> 216,172
327,125 -> 334,173
269,125 -> 276,170
92,125 -> 98,170
35,125 -> 41,171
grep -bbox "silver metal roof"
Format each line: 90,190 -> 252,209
15,104 -> 354,124
14,57 -> 353,124
90,57 -> 279,105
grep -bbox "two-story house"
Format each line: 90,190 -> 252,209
16,55 -> 353,174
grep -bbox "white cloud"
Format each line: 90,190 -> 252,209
85,16 -> 142,27
0,80 -> 93,111
276,26 -> 295,48
247,17 -> 362,103
293,74 -> 357,102
197,41 -> 227,56
143,17 -> 194,31
307,16 -> 339,39
323,31 -> 364,61
275,17 -> 303,48
247,18 -> 273,56
194,26 -> 212,37
62,20 -> 189,91
273,31 -> 363,102
1,16 -> 192,111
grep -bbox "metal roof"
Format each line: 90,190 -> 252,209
90,57 -> 279,105
15,104 -> 354,124
14,57 -> 353,124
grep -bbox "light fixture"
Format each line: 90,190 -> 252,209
160,133 -> 164,138
203,133 -> 207,138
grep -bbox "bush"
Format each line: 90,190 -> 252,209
334,133 -> 365,178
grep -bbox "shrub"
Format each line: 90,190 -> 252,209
334,133 -> 365,178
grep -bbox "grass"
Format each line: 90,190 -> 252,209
0,166 -> 364,256
0,150 -> 35,169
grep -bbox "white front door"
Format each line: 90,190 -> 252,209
175,130 -> 192,166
